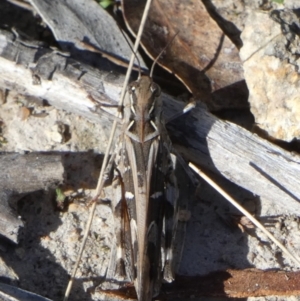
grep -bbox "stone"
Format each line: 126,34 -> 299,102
240,7 -> 300,141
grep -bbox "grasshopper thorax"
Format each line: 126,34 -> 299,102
126,76 -> 162,143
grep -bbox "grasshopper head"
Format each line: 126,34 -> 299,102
127,76 -> 162,143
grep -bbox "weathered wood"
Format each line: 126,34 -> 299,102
102,269 -> 300,299
0,153 -> 63,243
0,283 -> 52,301
0,153 -> 63,192
28,0 -> 146,68
0,29 -> 300,214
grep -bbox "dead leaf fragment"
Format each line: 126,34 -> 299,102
122,0 -> 248,109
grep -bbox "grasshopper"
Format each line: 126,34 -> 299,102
102,74 -> 181,300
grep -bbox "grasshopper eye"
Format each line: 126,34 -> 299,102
150,83 -> 161,97
128,82 -> 137,94
129,84 -> 137,114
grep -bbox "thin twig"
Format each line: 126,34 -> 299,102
189,162 -> 300,267
63,1 -> 153,300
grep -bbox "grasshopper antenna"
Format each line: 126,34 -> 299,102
63,0 -> 153,300
119,28 -> 142,80
148,31 -> 195,123
149,31 -> 179,78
